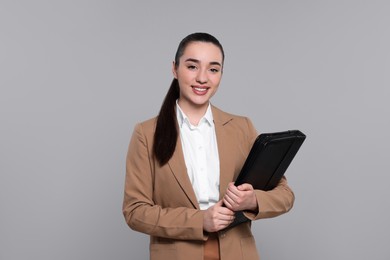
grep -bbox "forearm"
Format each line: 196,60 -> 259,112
123,201 -> 206,240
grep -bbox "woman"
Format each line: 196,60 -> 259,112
123,32 -> 294,260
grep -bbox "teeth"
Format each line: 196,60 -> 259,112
194,87 -> 207,92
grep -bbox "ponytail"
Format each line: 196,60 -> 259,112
153,79 -> 180,166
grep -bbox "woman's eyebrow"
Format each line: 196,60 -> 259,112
184,58 -> 222,67
209,61 -> 222,67
184,58 -> 200,63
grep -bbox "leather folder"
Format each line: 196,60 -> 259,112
225,130 -> 306,229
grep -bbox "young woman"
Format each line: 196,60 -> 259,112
123,32 -> 294,260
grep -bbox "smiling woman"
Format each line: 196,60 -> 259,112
122,32 -> 295,260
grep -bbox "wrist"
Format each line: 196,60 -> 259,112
249,195 -> 258,212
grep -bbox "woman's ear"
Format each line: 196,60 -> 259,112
172,61 -> 178,79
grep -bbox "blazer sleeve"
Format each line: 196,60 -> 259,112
244,177 -> 295,220
122,123 -> 207,241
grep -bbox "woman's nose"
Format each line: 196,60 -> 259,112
196,69 -> 208,84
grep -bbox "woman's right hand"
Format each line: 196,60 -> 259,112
202,200 -> 235,232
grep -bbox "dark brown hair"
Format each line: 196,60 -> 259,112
153,32 -> 225,166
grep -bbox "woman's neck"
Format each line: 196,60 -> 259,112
177,100 -> 209,126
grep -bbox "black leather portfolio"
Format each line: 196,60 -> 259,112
225,130 -> 306,229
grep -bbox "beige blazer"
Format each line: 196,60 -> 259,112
123,105 -> 295,260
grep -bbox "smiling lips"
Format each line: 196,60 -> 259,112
192,86 -> 209,95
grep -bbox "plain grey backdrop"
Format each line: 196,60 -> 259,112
1,1 -> 389,259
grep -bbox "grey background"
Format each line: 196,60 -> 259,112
1,1 -> 389,259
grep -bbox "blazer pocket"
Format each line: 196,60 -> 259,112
240,236 -> 260,260
150,241 -> 177,260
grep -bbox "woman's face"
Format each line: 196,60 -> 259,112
173,41 -> 223,113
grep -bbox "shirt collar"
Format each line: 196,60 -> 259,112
176,101 -> 214,128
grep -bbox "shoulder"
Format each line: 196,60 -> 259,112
211,105 -> 255,127
131,116 -> 157,142
211,104 -> 258,139
138,116 -> 157,130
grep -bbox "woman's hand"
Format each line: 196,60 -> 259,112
223,182 -> 258,212
203,200 -> 235,232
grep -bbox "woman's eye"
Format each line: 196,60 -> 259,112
210,68 -> 219,73
187,65 -> 197,70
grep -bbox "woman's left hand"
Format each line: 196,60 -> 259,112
223,182 -> 258,212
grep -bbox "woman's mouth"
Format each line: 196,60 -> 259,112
192,86 -> 209,95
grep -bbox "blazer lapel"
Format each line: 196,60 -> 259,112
212,106 -> 237,199
167,136 -> 199,209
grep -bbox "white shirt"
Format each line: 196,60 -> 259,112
176,102 -> 220,210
